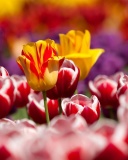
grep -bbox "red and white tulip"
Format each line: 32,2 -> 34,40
27,92 -> 59,124
117,74 -> 128,97
0,77 -> 14,118
11,75 -> 31,108
62,94 -> 101,124
46,59 -> 80,99
88,72 -> 123,108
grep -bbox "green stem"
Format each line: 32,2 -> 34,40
74,89 -> 78,94
58,98 -> 62,115
42,91 -> 50,125
108,107 -> 115,120
25,106 -> 30,119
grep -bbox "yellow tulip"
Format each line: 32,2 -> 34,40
17,39 -> 64,91
57,30 -> 104,80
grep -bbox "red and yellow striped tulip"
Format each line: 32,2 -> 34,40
57,30 -> 104,80
17,39 -> 64,91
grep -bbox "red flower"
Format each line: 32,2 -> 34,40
0,77 -> 14,118
11,75 -> 31,108
46,59 -> 80,99
27,92 -> 59,124
62,94 -> 101,124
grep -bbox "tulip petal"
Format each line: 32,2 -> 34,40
35,40 -> 47,65
64,55 -> 93,80
22,42 -> 38,66
41,59 -> 61,91
89,48 -> 105,66
17,56 -> 42,90
80,30 -> 91,53
66,30 -> 84,52
65,48 -> 104,80
36,39 -> 57,64
59,34 -> 72,56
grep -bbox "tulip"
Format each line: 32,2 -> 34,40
92,119 -> 128,160
118,91 -> 128,123
27,92 -> 59,124
17,39 -> 64,91
62,94 -> 101,124
0,77 -> 14,118
11,75 -> 31,108
50,114 -> 87,133
46,59 -> 80,99
88,72 -> 124,108
57,30 -> 104,80
117,74 -> 128,97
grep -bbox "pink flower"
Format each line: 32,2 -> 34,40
0,118 -> 37,160
50,114 -> 87,134
46,59 -> 80,99
11,75 -> 31,108
27,92 -> 59,124
62,94 -> 101,124
23,115 -> 104,160
92,119 -> 128,160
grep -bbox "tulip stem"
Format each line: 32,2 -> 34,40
58,98 -> 62,114
74,89 -> 78,94
25,107 -> 30,119
108,107 -> 115,120
42,91 -> 50,125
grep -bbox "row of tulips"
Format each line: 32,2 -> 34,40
0,105 -> 127,160
26,70 -> 128,124
1,61 -> 128,125
0,64 -> 100,125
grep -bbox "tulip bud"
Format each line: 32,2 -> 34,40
47,59 -> 80,99
62,94 -> 101,124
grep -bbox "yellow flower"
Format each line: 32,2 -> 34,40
57,30 -> 104,80
17,39 -> 64,91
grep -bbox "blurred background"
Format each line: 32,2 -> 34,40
1,0 -> 128,89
